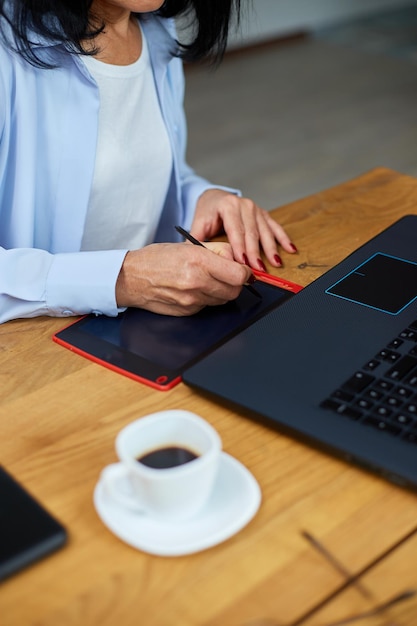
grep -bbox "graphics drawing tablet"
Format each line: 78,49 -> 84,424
53,273 -> 302,391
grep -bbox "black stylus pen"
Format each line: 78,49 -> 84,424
175,225 -> 262,299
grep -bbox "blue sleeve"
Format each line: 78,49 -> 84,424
0,44 -> 127,324
0,247 -> 127,324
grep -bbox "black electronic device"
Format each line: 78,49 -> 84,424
183,216 -> 417,490
54,275 -> 301,390
0,466 -> 67,581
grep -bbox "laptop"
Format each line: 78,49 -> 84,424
183,215 -> 417,490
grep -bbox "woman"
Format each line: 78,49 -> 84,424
0,0 -> 296,324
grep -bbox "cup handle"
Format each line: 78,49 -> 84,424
100,464 -> 145,513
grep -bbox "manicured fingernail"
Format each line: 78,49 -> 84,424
274,254 -> 283,267
242,253 -> 250,266
257,258 -> 267,272
247,274 -> 257,284
290,243 -> 298,253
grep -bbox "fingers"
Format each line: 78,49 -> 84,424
252,211 -> 296,268
219,196 -> 297,270
191,194 -> 224,242
193,189 -> 298,271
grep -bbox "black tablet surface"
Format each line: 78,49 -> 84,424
0,466 -> 67,581
54,277 -> 300,390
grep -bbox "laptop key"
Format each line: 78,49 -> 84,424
386,396 -> 403,408
375,380 -> 393,392
395,386 -> 412,398
343,372 -> 375,393
320,399 -> 363,420
320,398 -> 342,412
399,329 -> 417,341
356,398 -> 374,410
405,371 -> 417,386
386,356 -> 417,380
366,388 -> 384,401
377,349 -> 400,362
332,389 -> 354,402
363,417 -> 401,436
364,359 -> 380,371
388,338 -> 403,349
395,413 -> 413,426
373,405 -> 393,419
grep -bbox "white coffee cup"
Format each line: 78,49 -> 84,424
101,410 -> 222,521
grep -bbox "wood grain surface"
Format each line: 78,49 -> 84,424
1,168 -> 417,626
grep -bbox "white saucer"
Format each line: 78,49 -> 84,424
93,452 -> 261,557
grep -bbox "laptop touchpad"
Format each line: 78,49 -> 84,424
326,253 -> 417,314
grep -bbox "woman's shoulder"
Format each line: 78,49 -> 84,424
0,33 -> 16,77
140,13 -> 178,45
0,5 -> 73,71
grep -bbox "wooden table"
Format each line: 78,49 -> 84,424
1,168 -> 417,626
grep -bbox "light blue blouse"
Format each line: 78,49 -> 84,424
0,14 -> 236,323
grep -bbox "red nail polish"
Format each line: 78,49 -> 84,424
290,243 -> 298,253
247,274 -> 256,285
257,258 -> 267,272
242,253 -> 250,266
274,254 -> 283,267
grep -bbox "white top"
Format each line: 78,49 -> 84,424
81,27 -> 172,251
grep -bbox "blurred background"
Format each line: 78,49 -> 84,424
183,0 -> 417,210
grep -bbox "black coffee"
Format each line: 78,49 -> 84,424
137,446 -> 199,469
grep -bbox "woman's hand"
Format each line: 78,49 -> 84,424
191,188 -> 297,271
115,241 -> 253,316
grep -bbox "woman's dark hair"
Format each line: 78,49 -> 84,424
0,0 -> 242,68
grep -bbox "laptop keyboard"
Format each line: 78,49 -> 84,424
320,320 -> 417,445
